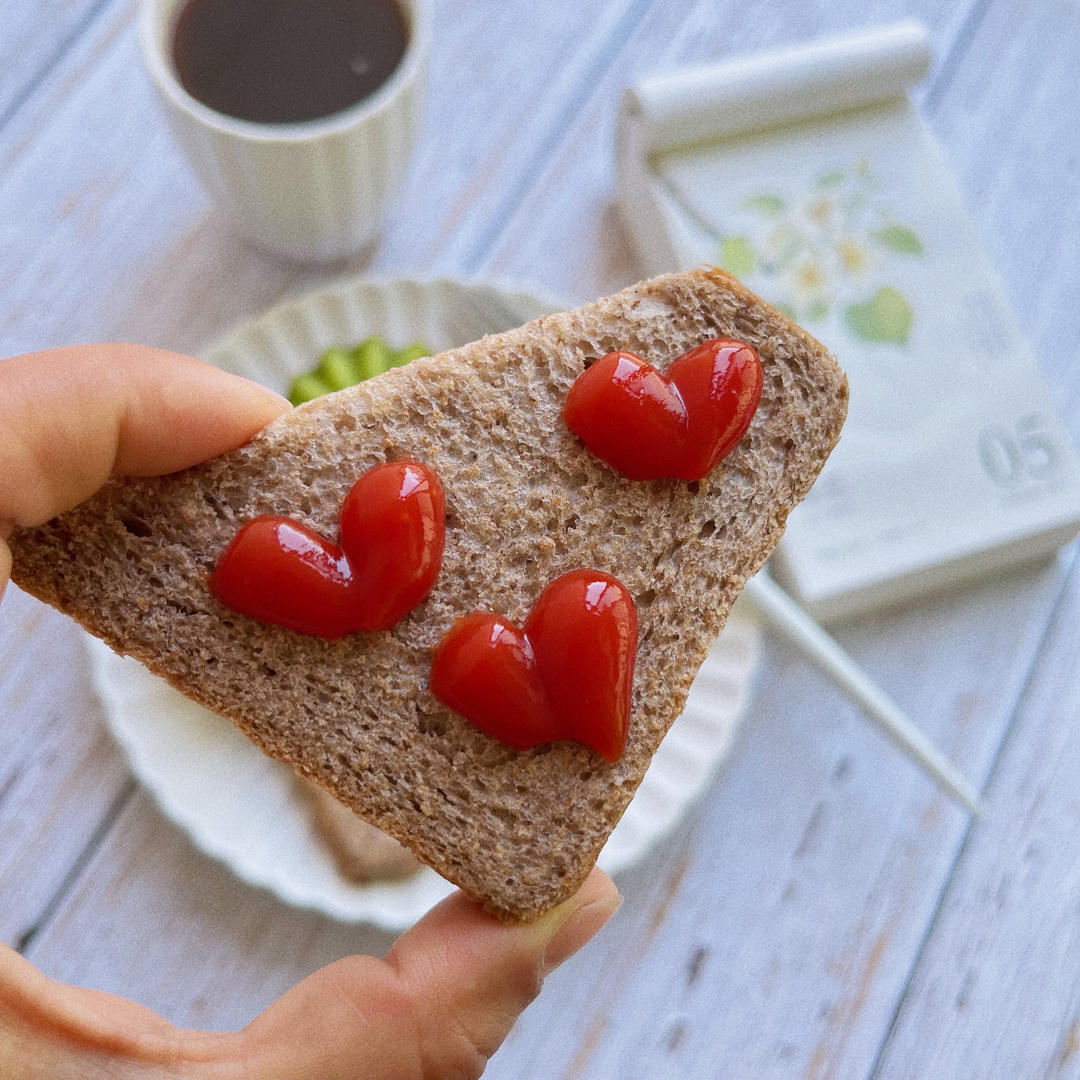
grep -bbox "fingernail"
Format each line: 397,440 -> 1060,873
541,892 -> 622,976
249,380 -> 293,412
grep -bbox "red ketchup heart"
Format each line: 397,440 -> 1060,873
562,338 -> 763,480
210,460 -> 445,638
429,569 -> 637,762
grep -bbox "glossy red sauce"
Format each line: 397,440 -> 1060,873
562,338 -> 763,481
210,459 -> 445,637
429,568 -> 637,762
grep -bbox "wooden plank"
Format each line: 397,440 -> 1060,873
22,786 -> 397,1031
0,1 -> 111,127
872,553 -> 1080,1079
0,587 -> 133,947
370,0 -> 661,277
872,1 -> 1080,1072
924,0 -> 1080,427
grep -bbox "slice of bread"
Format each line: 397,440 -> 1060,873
9,268 -> 847,921
296,777 -> 421,883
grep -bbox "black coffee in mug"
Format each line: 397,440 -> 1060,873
172,0 -> 409,124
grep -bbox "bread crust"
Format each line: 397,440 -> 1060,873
9,268 -> 847,920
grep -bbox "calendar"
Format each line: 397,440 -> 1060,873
615,22 -> 1080,621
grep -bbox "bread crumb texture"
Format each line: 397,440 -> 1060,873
9,268 -> 847,920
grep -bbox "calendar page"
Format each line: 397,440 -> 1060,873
615,23 -> 1080,621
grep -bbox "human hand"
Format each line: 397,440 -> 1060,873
0,344 -> 621,1078
0,342 -> 289,594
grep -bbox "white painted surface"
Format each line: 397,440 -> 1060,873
2,1 -> 1078,1076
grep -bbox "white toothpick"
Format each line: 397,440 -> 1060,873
742,572 -> 984,816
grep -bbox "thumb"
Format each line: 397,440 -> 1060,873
237,868 -> 620,1080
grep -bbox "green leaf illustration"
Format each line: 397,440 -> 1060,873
719,235 -> 755,277
806,298 -> 830,322
816,169 -> 846,189
872,225 -> 924,255
844,287 -> 914,345
743,194 -> 786,217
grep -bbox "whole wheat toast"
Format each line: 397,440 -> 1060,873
8,268 -> 847,920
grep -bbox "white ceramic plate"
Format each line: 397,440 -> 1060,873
88,275 -> 762,929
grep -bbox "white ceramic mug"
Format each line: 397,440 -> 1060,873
139,0 -> 428,262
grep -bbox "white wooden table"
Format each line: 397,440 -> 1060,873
2,1 -> 1079,1076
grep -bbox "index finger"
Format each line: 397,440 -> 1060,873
0,343 -> 289,594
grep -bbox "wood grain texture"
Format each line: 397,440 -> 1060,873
873,554 -> 1080,1080
23,786 -> 397,1031
3,0 -> 1080,1075
925,0 -> 1080,427
0,587 -> 132,947
0,0 -> 113,126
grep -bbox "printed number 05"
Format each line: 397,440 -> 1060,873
978,414 -> 1059,487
